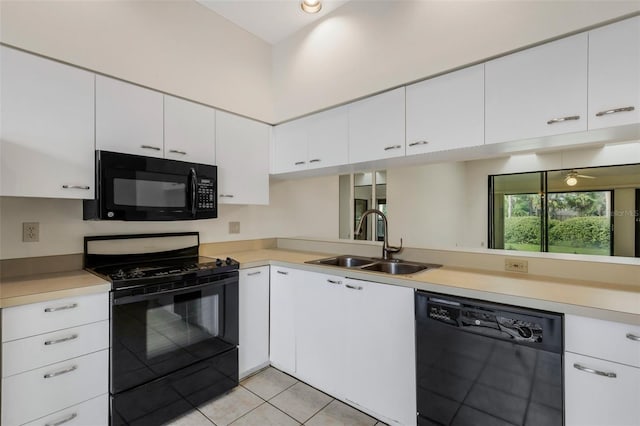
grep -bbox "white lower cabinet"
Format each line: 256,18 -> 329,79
565,352 -> 640,426
269,267 -> 298,374
239,266 -> 270,378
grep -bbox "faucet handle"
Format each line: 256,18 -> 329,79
386,238 -> 403,253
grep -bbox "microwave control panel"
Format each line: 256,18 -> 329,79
197,178 -> 216,209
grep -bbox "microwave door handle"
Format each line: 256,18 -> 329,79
190,168 -> 197,218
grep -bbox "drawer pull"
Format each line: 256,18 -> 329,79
44,334 -> 79,346
277,270 -> 289,275
219,194 -> 234,198
626,333 -> 640,342
546,115 -> 580,125
44,365 -> 78,379
168,149 -> 187,155
62,185 -> 90,190
294,161 -> 306,166
309,159 -> 321,163
595,106 -> 635,117
327,279 -> 342,285
408,140 -> 429,147
141,145 -> 161,151
573,363 -> 617,378
345,283 -> 363,290
247,271 -> 262,276
384,145 -> 402,151
44,303 -> 78,313
45,412 -> 78,426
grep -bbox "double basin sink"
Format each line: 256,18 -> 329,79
306,255 -> 441,275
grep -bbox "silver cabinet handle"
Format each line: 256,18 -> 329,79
408,140 -> 429,147
327,279 -> 342,285
43,365 -> 78,379
44,303 -> 78,313
277,270 -> 289,275
44,334 -> 78,346
345,283 -> 363,290
546,115 -> 580,125
573,363 -> 617,378
219,194 -> 234,198
168,149 -> 187,155
62,185 -> 90,190
626,333 -> 640,342
384,145 -> 402,151
141,145 -> 161,151
309,159 -> 321,163
247,271 -> 262,276
294,161 -> 306,166
45,413 -> 78,426
595,106 -> 635,117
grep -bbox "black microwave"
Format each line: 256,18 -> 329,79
83,151 -> 217,221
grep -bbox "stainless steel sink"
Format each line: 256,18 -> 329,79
306,256 -> 440,275
307,255 -> 376,268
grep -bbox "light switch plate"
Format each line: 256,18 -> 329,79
23,222 -> 39,242
229,221 -> 240,234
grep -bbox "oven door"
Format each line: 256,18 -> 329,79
110,272 -> 238,395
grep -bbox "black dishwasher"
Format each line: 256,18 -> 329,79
415,291 -> 563,426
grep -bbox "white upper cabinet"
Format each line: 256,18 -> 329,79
588,16 -> 640,130
164,95 -> 216,164
273,118 -> 308,173
95,75 -> 164,157
306,106 -> 349,169
485,33 -> 588,144
349,87 -> 406,163
215,111 -> 270,205
0,46 -> 95,199
406,64 -> 485,154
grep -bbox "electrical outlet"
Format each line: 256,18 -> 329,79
22,222 -> 39,242
229,221 -> 240,234
505,258 -> 528,273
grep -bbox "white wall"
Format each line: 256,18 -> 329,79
0,175 -> 339,259
272,1 -> 640,122
0,0 -> 273,122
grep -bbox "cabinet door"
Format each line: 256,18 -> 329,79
239,266 -> 270,378
0,47 -> 95,199
269,267 -> 297,374
295,271 -> 347,398
164,95 -> 215,164
272,119 -> 308,174
95,75 -> 164,157
306,106 -> 349,170
216,111 -> 270,205
565,352 -> 640,426
406,64 -> 484,154
344,279 -> 416,426
349,88 -> 406,164
485,34 -> 588,144
588,16 -> 640,130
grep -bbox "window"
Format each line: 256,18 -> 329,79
489,164 -> 640,257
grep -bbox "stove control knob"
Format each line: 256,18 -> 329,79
215,258 -> 223,267
225,257 -> 233,265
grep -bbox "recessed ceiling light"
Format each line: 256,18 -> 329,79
301,0 -> 322,14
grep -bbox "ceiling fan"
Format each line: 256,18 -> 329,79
564,169 -> 595,186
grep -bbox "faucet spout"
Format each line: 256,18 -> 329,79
354,209 -> 403,260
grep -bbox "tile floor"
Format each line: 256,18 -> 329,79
167,367 -> 387,426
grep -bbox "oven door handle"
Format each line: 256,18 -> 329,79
113,276 -> 237,305
190,168 -> 197,218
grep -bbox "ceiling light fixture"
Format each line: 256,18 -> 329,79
565,174 -> 578,186
301,0 -> 322,14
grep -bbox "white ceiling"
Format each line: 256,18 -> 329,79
196,0 -> 351,45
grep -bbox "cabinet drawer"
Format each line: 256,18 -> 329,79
22,393 -> 108,426
565,315 -> 640,367
565,352 -> 640,426
1,349 -> 108,426
2,292 -> 109,342
2,320 -> 109,377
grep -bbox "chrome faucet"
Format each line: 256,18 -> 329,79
354,209 -> 403,260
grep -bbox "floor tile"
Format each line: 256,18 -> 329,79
231,403 -> 300,426
305,400 -> 377,426
269,382 -> 333,423
198,386 -> 263,426
165,409 -> 215,425
241,367 -> 297,400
